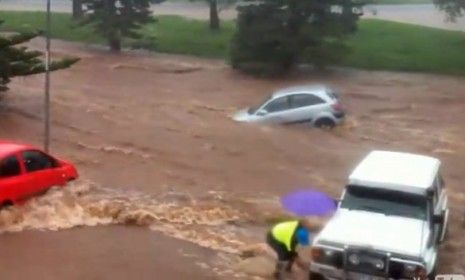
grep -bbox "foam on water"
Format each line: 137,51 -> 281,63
0,181 -> 256,255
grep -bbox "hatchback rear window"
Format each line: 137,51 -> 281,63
0,155 -> 21,178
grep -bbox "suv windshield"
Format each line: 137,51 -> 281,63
340,185 -> 428,220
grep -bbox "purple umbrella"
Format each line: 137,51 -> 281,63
280,189 -> 337,217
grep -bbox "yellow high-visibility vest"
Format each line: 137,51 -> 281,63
271,221 -> 299,251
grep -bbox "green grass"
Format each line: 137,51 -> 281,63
369,0 -> 432,4
0,11 -> 233,58
1,11 -> 464,75
169,0 -> 433,3
144,16 -> 234,58
0,11 -> 103,44
345,19 -> 465,75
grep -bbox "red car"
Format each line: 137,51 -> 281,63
0,141 -> 78,206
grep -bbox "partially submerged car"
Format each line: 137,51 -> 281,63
310,151 -> 449,280
233,85 -> 345,128
0,141 -> 78,207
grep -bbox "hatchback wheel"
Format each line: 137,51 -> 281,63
315,118 -> 335,129
0,200 -> 13,210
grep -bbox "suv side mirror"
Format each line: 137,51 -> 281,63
433,214 -> 444,224
256,109 -> 268,116
426,188 -> 436,199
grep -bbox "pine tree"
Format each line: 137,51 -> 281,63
230,0 -> 363,75
79,0 -> 161,52
434,0 -> 465,21
0,21 -> 79,92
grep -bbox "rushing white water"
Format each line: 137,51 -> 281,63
1,180 -> 463,276
0,181 -> 263,255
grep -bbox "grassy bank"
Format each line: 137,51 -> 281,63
0,12 -> 104,44
144,16 -> 234,58
1,11 -> 464,75
345,20 -> 465,75
168,0 -> 433,4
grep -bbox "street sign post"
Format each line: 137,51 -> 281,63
44,0 -> 51,152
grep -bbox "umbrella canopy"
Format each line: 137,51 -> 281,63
280,189 -> 337,217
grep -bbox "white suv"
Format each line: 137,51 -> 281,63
233,85 -> 345,128
310,151 -> 449,280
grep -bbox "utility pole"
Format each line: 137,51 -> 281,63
44,0 -> 51,152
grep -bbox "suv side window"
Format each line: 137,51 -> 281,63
431,174 -> 443,207
290,94 -> 325,108
0,155 -> 21,178
22,151 -> 56,173
437,173 -> 444,190
264,96 -> 290,113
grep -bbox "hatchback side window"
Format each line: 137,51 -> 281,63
290,94 -> 325,109
0,155 -> 21,178
22,151 -> 56,173
263,96 -> 290,113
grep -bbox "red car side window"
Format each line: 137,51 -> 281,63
0,155 -> 21,178
22,151 -> 56,173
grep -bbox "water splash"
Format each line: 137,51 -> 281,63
2,181 -> 462,277
0,181 -> 253,254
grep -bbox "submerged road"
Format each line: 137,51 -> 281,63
0,226 -> 216,280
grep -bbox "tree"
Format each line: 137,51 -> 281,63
72,0 -> 84,19
192,0 -> 237,30
209,0 -> 220,30
434,0 -> 465,21
79,0 -> 161,52
230,0 -> 363,75
0,21 -> 79,92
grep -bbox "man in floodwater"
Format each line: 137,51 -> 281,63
266,220 -> 311,279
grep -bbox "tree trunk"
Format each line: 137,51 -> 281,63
72,0 -> 83,19
108,36 -> 121,52
209,0 -> 220,30
342,0 -> 356,32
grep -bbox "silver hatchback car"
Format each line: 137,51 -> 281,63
233,85 -> 345,128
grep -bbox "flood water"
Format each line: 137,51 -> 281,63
0,39 -> 464,278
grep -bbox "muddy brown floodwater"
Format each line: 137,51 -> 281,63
0,39 -> 464,279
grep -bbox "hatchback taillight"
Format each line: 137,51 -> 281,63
331,102 -> 344,112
